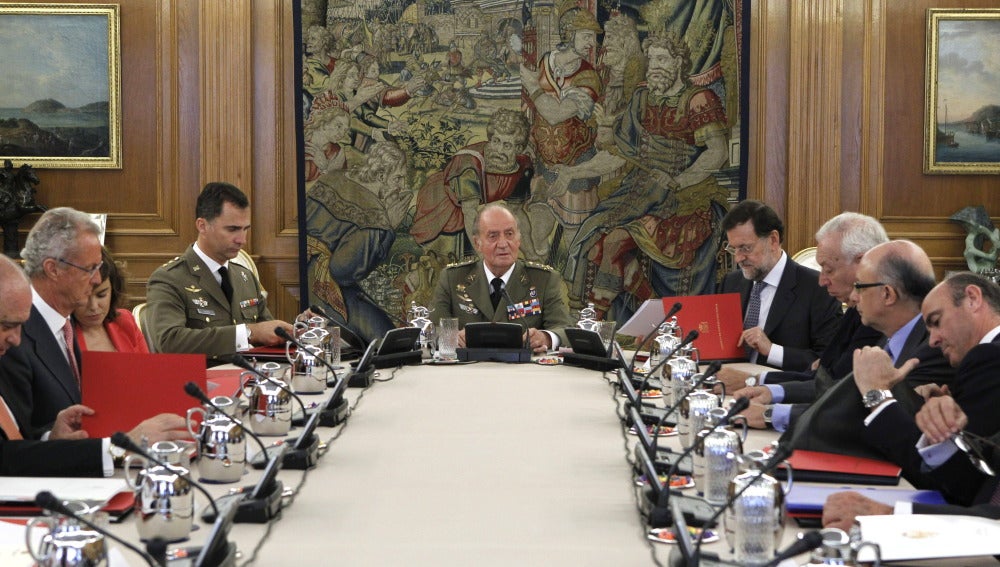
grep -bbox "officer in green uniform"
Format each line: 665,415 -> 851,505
145,183 -> 295,362
431,203 -> 573,353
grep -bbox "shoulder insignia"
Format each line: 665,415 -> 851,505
523,260 -> 555,272
445,256 -> 478,268
161,256 -> 182,268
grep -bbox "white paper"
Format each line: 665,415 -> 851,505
617,299 -> 666,337
0,477 -> 126,506
856,514 -> 1000,562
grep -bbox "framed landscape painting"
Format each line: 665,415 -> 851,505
0,3 -> 121,169
924,8 -> 1000,175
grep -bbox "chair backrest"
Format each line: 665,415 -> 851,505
792,246 -> 820,272
88,213 -> 107,245
232,249 -> 267,298
132,302 -> 156,352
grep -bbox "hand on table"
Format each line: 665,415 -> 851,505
733,386 -> 772,404
822,491 -> 893,531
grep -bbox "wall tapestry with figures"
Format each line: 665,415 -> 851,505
296,0 -> 748,343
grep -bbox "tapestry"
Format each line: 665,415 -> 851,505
297,0 -> 747,343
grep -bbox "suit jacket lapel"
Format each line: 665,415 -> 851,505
468,263 -> 495,321
23,307 -> 80,403
185,247 -> 231,313
896,318 -> 929,365
763,260 -> 797,335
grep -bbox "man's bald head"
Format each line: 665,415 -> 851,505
0,255 -> 31,358
863,240 -> 936,307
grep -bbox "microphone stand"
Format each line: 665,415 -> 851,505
110,432 -> 221,522
185,382 -> 285,524
35,490 -> 160,567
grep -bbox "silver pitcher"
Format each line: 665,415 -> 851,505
243,374 -> 293,435
286,340 -> 327,394
125,441 -> 195,542
648,316 -> 681,377
186,395 -> 246,484
694,407 -> 748,505
27,502 -> 107,567
724,450 -> 793,565
678,389 -> 721,449
803,527 -> 882,566
665,347 -> 699,406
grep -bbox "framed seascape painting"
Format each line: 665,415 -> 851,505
0,3 -> 121,169
924,8 -> 1000,175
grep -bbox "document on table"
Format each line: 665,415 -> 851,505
856,514 -> 1000,562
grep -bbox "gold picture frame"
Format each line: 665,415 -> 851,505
0,3 -> 121,169
924,8 -> 1000,175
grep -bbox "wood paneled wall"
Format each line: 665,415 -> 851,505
14,0 -> 995,323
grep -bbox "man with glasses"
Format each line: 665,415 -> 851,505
823,273 -> 1000,526
718,200 -> 842,371
0,207 -> 103,434
778,240 -> 952,459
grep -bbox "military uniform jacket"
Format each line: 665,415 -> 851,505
430,259 -> 573,345
145,245 -> 273,359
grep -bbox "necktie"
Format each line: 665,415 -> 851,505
744,281 -> 765,358
219,265 -> 234,305
490,277 -> 504,309
0,396 -> 22,440
62,319 -> 81,386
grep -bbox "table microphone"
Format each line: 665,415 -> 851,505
110,432 -> 221,522
628,301 -> 682,372
662,397 -> 749,483
308,304 -> 367,351
762,530 -> 824,567
651,360 -> 724,451
692,443 -> 793,564
35,490 -> 161,567
184,382 -> 275,475
636,329 -> 699,397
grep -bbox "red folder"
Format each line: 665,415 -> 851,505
661,294 -> 744,361
776,450 -> 902,486
80,352 -> 207,438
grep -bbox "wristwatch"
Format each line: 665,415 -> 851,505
762,405 -> 774,425
109,444 -> 126,468
863,389 -> 894,410
745,374 -> 759,387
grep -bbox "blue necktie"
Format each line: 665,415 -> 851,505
744,281 -> 765,358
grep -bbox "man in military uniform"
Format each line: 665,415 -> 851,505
145,182 -> 295,363
430,204 -> 573,353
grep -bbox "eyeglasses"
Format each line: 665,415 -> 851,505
953,430 -> 998,477
852,281 -> 886,291
56,258 -> 103,278
724,239 -> 761,256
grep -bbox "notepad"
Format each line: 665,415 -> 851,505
80,351 -> 207,438
775,449 -> 902,485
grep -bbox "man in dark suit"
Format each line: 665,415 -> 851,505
776,241 -> 953,459
823,273 -> 1000,528
431,204 -> 573,353
0,254 -> 186,476
146,182 -> 298,364
0,208 -> 104,434
718,212 -> 888,429
718,200 -> 842,372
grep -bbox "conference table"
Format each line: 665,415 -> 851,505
22,356 -> 997,565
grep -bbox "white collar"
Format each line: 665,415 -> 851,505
31,285 -> 70,337
193,242 -> 228,275
982,324 -> 1000,344
483,262 -> 516,287
761,251 -> 788,288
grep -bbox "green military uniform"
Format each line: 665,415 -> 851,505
145,245 -> 272,360
430,259 -> 573,346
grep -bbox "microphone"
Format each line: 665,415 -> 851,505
628,302 -> 682,374
35,491 -> 160,567
183,382 -> 274,475
110,432 -> 221,522
308,304 -> 366,351
693,443 -> 794,564
762,530 -> 824,567
637,329 -> 699,399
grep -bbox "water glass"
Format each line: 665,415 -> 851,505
438,318 -> 459,361
595,321 -> 616,353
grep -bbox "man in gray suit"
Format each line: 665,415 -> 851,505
146,182 -> 296,363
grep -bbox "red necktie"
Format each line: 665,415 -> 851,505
62,319 -> 81,386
